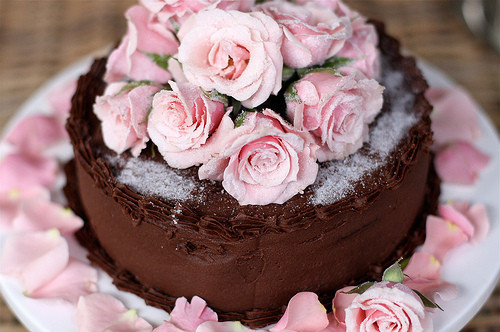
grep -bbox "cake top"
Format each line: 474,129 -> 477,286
93,0 -> 386,206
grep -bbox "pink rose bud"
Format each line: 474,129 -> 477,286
147,81 -> 225,169
177,9 -> 283,108
104,5 -> 179,84
258,1 -> 352,68
93,82 -> 161,157
199,110 -> 318,205
286,70 -> 383,161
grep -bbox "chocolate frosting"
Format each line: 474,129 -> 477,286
66,21 -> 440,328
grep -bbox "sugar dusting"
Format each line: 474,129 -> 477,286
114,157 -> 198,201
311,66 -> 419,205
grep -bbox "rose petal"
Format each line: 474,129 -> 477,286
0,229 -> 69,293
434,141 -> 489,185
427,87 -> 482,148
404,278 -> 458,303
332,286 -> 356,327
12,199 -> 83,235
419,215 -> 468,263
76,293 -> 153,332
439,201 -> 490,244
0,186 -> 50,231
196,321 -> 260,332
28,258 -> 98,303
47,79 -> 77,121
5,114 -> 67,155
0,153 -> 58,192
169,296 -> 218,331
270,292 -> 329,332
404,252 -> 441,281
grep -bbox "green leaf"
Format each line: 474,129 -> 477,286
382,258 -> 405,283
235,111 -> 248,128
143,52 -> 173,71
342,281 -> 375,295
282,65 -> 295,81
114,80 -> 156,96
284,83 -> 300,104
400,257 -> 411,270
323,56 -> 354,69
201,88 -> 228,105
412,289 -> 444,311
231,98 -> 242,115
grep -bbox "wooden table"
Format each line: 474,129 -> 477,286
0,1 -> 498,331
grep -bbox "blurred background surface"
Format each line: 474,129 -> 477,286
0,1 -> 498,331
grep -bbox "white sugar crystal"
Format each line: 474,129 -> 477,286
115,157 -> 197,201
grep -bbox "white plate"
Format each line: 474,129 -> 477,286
0,58 -> 499,332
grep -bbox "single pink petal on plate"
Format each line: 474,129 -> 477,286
76,293 -> 153,332
0,229 -> 69,293
404,252 -> 441,281
427,87 -> 481,148
332,286 -> 357,327
420,215 -> 468,263
444,201 -> 490,244
47,79 -> 77,121
0,153 -> 58,192
169,296 -> 218,331
5,114 -> 67,155
438,203 -> 474,238
196,321 -> 261,332
434,141 -> 489,185
404,278 -> 458,303
0,186 -> 50,231
12,198 -> 83,234
270,292 -> 329,332
28,258 -> 98,303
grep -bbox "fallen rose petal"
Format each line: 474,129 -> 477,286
0,186 -> 50,231
404,278 -> 459,304
47,80 -> 77,121
196,321 -> 259,332
427,87 -> 482,148
169,296 -> 218,331
404,252 -> 441,281
0,229 -> 69,293
0,153 -> 58,192
439,201 -> 490,244
420,215 -> 468,263
12,198 -> 83,234
270,292 -> 329,332
5,114 -> 67,156
76,293 -> 153,332
28,258 -> 98,303
435,141 -> 489,185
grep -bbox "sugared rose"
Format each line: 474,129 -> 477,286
344,282 -> 433,332
258,1 -> 352,68
140,0 -> 255,27
94,82 -> 160,157
104,5 -> 179,84
147,81 -> 225,169
177,9 -> 283,108
198,110 -> 318,205
286,70 -> 383,161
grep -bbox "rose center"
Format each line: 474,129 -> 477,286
210,40 -> 250,80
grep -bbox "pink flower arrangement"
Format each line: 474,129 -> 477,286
96,0 -> 388,205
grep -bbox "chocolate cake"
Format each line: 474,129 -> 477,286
65,2 -> 439,328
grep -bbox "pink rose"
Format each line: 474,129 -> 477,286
104,5 -> 179,84
177,9 -> 283,108
286,70 -> 383,161
344,282 -> 433,332
198,110 -> 318,205
147,81 -> 225,169
258,1 -> 352,68
141,0 -> 255,27
94,82 -> 161,157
